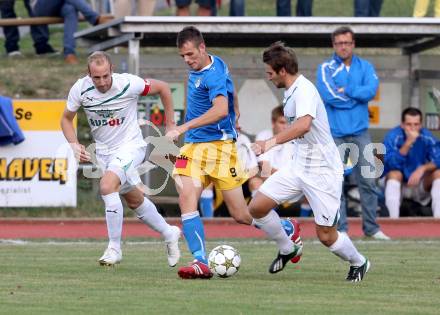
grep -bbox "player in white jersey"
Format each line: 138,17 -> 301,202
256,105 -> 314,216
61,51 -> 181,267
249,42 -> 370,282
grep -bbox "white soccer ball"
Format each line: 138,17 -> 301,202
208,245 -> 241,278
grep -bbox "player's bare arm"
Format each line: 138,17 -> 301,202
60,109 -> 91,162
252,115 -> 312,155
233,90 -> 240,123
147,79 -> 176,132
166,95 -> 228,141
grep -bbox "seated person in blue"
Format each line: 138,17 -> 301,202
383,107 -> 440,218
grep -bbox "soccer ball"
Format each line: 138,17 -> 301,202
208,245 -> 241,278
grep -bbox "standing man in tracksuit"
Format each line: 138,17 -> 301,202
316,26 -> 390,240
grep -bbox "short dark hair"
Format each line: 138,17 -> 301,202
331,26 -> 355,42
401,107 -> 423,123
271,105 -> 285,122
262,41 -> 298,75
176,26 -> 205,48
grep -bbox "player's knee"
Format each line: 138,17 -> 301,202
100,181 -> 118,195
126,197 -> 143,210
318,234 -> 333,247
387,171 -> 403,182
248,205 -> 263,219
316,228 -> 336,247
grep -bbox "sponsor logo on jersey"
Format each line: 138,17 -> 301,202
195,78 -> 201,88
86,108 -> 123,118
89,117 -> 126,127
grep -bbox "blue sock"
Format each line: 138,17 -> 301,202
182,211 -> 208,264
280,218 -> 295,237
300,204 -> 312,217
199,189 -> 214,217
199,197 -> 214,217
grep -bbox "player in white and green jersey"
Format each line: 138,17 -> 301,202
61,51 -> 181,267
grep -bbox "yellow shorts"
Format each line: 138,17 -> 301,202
173,140 -> 247,190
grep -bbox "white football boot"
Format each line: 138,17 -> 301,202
98,247 -> 122,266
165,226 -> 181,267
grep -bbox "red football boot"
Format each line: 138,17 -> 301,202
178,260 -> 213,279
288,218 -> 303,263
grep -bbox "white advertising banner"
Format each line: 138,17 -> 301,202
0,100 -> 77,207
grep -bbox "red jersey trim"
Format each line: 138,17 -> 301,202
141,79 -> 151,96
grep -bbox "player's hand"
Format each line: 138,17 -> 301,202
405,129 -> 420,145
235,120 -> 242,132
70,143 -> 91,162
165,122 -> 177,136
235,111 -> 241,129
165,124 -> 187,141
407,166 -> 425,187
251,140 -> 266,156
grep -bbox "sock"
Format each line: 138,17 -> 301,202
280,218 -> 295,237
102,192 -> 124,251
299,203 -> 312,217
431,179 -> 440,218
254,210 -> 294,255
182,211 -> 207,264
133,197 -> 174,241
199,188 -> 214,218
385,179 -> 401,218
251,212 -> 294,238
329,231 -> 366,266
251,219 -> 259,228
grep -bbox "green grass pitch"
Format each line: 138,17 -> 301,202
1,239 -> 439,315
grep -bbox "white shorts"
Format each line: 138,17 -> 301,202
259,166 -> 343,227
402,182 -> 431,206
96,147 -> 146,195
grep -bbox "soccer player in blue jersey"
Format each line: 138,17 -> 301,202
166,26 -> 302,279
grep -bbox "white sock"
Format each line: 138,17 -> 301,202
253,210 -> 294,255
329,231 -> 366,266
134,197 -> 174,241
200,188 -> 214,199
102,192 -> 123,251
385,179 -> 401,218
431,179 -> 440,218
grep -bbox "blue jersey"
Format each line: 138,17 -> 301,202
184,55 -> 237,143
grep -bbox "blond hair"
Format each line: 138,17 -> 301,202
87,51 -> 112,69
